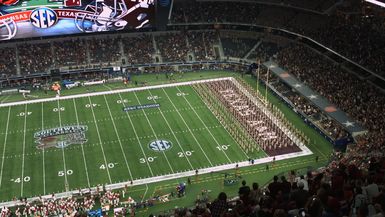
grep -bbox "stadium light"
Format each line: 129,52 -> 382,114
365,0 -> 385,8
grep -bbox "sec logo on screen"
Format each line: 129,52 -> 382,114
30,8 -> 58,29
149,140 -> 172,152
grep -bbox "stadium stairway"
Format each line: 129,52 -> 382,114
243,40 -> 262,60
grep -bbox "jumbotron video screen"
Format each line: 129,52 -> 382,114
0,0 -> 156,40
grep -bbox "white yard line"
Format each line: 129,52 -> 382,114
132,92 -> 175,174
102,95 -> 134,181
87,96 -> 112,183
0,107 -> 11,188
41,103 -> 46,195
72,99 -> 91,188
20,104 -> 27,197
161,88 -> 214,167
103,84 -> 113,91
57,100 -> 69,191
142,184 -> 149,202
175,86 -> 233,163
0,78 -> 232,108
117,93 -> 154,177
147,89 -> 194,170
0,95 -> 10,103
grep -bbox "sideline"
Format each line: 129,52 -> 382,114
0,149 -> 312,208
0,77 -> 232,108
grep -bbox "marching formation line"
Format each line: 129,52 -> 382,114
57,100 -> 69,191
117,92 -> 154,177
147,89 -> 194,170
133,91 -> 175,174
87,96 -> 112,183
72,98 -> 91,188
161,88 -> 214,167
175,86 -> 233,163
189,85 -> 252,159
0,107 -> 11,189
103,95 -> 134,181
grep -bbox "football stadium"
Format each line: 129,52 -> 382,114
0,0 -> 384,216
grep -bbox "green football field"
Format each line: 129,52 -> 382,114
0,72 -> 334,214
0,79 -> 272,201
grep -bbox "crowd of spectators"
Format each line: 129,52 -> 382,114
275,44 -> 385,168
100,190 -> 120,207
17,43 -> 53,75
0,47 -> 17,77
307,15 -> 385,77
221,33 -> 259,59
53,39 -> 88,67
170,0 -> 385,78
152,155 -> 385,217
0,31 -> 220,78
2,155 -> 384,217
88,37 -> 122,65
187,31 -> 218,61
256,0 -> 338,12
156,33 -> 190,62
272,81 -> 348,140
171,2 -> 260,24
1,195 -> 95,216
248,41 -> 280,62
122,34 -> 155,65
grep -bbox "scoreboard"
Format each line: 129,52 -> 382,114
0,0 -> 168,41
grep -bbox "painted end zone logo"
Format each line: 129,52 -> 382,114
149,140 -> 172,152
34,125 -> 88,150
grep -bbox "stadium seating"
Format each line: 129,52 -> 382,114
53,39 -> 88,67
1,1 -> 385,216
122,34 -> 155,65
155,33 -> 190,62
18,43 -> 52,74
0,47 -> 17,77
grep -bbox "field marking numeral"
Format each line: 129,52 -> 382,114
216,145 -> 230,151
58,170 -> 73,176
177,92 -> 188,96
117,99 -> 129,104
17,112 -> 32,117
178,151 -> 194,157
85,103 -> 99,108
12,176 -> 30,183
53,107 -> 65,112
147,96 -> 159,100
139,156 -> 157,163
99,163 -> 116,169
